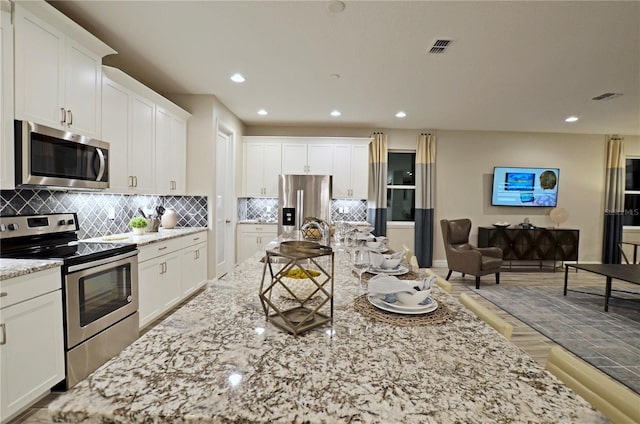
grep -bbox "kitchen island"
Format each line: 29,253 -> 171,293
49,246 -> 605,423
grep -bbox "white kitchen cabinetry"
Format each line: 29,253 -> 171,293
0,267 -> 65,422
155,107 -> 188,194
0,1 -> 13,190
332,142 -> 369,199
13,2 -> 115,137
243,142 -> 282,197
137,231 -> 208,329
181,234 -> 208,297
236,224 -> 277,264
281,143 -> 333,175
137,238 -> 183,329
102,66 -> 190,195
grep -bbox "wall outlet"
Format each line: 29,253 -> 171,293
339,207 -> 350,214
107,207 -> 116,220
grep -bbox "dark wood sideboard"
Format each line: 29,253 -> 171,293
478,227 -> 579,270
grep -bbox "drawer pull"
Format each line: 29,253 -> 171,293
193,237 -> 200,241
158,246 -> 168,251
0,292 -> 7,297
0,323 -> 5,345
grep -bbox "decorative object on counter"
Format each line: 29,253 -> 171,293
259,243 -> 334,336
129,216 -> 148,235
493,221 -> 510,228
300,217 -> 330,245
155,205 -> 165,219
147,218 -> 160,233
161,208 -> 177,229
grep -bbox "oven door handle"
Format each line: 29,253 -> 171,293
67,250 -> 138,273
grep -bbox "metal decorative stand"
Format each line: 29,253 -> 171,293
259,243 -> 334,336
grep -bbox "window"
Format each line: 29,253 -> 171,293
387,152 -> 415,221
624,157 -> 640,226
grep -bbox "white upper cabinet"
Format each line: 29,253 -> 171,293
332,142 -> 369,199
243,142 -> 282,197
281,142 -> 332,175
13,2 -> 115,137
155,107 -> 188,194
102,66 -> 190,195
0,1 -> 14,190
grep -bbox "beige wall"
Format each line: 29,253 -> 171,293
168,94 -> 245,279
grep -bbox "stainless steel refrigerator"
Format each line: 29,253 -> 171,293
278,174 -> 332,235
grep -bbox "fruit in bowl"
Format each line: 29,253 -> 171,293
279,268 -> 322,300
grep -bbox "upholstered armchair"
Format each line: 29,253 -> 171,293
440,218 -> 503,289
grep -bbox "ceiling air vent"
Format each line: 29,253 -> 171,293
592,92 -> 623,101
429,39 -> 454,54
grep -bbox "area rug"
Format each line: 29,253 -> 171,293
471,284 -> 640,394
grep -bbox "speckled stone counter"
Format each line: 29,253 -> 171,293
48,248 -> 606,423
81,227 -> 207,246
0,258 -> 63,280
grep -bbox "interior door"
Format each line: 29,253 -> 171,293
215,129 -> 233,277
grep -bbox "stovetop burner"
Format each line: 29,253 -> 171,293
0,213 -> 137,266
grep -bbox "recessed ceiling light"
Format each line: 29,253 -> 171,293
257,109 -> 268,116
565,116 -> 579,123
395,111 -> 407,118
330,110 -> 341,117
230,73 -> 245,83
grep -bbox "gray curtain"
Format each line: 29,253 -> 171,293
602,135 -> 625,264
367,132 -> 387,236
415,133 -> 436,267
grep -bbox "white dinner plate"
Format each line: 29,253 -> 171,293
367,296 -> 438,315
380,296 -> 437,312
367,265 -> 409,276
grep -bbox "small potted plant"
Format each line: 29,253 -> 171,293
129,216 -> 148,235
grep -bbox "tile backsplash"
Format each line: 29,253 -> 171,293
0,189 -> 208,240
238,197 -> 367,222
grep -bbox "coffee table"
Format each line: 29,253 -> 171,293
564,263 -> 640,311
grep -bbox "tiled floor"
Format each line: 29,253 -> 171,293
9,268 -> 639,423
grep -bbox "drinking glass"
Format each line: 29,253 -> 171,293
352,248 -> 370,292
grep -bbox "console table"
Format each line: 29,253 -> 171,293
478,227 -> 579,270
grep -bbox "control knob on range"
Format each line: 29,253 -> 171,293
7,223 -> 19,231
58,219 -> 66,226
67,219 -> 75,225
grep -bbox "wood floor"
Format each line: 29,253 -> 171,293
8,267 -> 629,423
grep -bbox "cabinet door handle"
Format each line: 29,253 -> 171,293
0,323 -> 5,345
128,176 -> 133,187
60,108 -> 67,125
0,292 -> 7,297
158,246 -> 168,251
67,109 -> 73,125
195,250 -> 199,260
134,176 -> 138,187
193,237 -> 200,241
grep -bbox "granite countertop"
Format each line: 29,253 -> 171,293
238,220 -> 277,224
49,248 -> 605,423
81,227 -> 207,246
0,258 -> 63,281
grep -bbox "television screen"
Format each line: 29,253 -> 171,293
492,167 -> 559,207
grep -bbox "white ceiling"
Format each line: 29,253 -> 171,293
49,1 -> 640,135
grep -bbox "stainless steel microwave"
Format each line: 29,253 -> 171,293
14,120 -> 109,190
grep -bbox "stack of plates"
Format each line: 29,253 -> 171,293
368,295 -> 438,315
367,265 -> 409,276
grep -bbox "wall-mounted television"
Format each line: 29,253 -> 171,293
491,167 -> 559,207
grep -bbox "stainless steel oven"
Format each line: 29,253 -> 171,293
63,250 -> 139,388
0,213 -> 138,389
14,120 -> 109,190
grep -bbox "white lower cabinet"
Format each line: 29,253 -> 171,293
236,224 -> 277,264
0,267 -> 65,422
181,240 -> 208,297
137,232 -> 208,329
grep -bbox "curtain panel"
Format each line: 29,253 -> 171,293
602,135 -> 625,264
415,133 -> 436,267
367,133 -> 388,236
